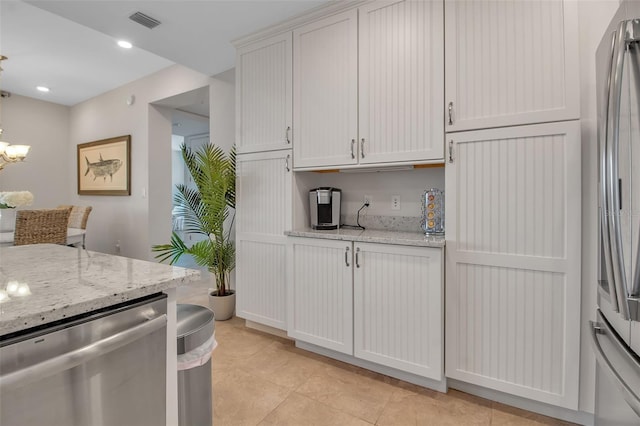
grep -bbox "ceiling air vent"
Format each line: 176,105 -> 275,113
129,12 -> 161,29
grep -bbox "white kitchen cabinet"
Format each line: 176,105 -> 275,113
358,0 -> 444,164
353,242 -> 443,380
288,236 -> 444,380
287,237 -> 354,354
444,121 -> 581,409
236,33 -> 292,154
293,9 -> 358,169
293,0 -> 444,169
236,150 -> 292,330
444,0 -> 579,132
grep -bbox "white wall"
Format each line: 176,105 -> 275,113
69,64 -> 235,260
577,0 -> 619,414
0,94 -> 70,208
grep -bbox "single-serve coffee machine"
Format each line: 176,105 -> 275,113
309,187 -> 341,230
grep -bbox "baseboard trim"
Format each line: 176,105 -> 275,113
245,319 -> 290,339
296,341 -> 448,393
447,379 -> 594,426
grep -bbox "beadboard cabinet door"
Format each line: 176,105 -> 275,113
293,9 -> 358,168
353,243 -> 443,380
444,0 -> 580,132
444,121 -> 581,409
236,33 -> 292,154
359,0 -> 444,164
236,150 -> 292,330
287,237 -> 354,354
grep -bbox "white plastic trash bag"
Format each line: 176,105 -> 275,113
177,332 -> 217,371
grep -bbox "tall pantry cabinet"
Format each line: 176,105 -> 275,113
235,33 -> 292,329
444,0 -> 582,410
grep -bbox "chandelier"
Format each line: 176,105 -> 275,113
0,56 -> 30,170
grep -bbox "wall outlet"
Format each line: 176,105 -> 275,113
391,195 -> 401,210
115,240 -> 121,254
364,194 -> 372,206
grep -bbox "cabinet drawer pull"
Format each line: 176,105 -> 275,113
285,154 -> 290,172
448,140 -> 454,164
351,139 -> 355,159
286,126 -> 291,144
355,247 -> 361,268
345,246 -> 350,267
360,138 -> 365,158
448,102 -> 454,125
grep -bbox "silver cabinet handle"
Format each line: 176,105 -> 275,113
286,126 -> 291,144
590,318 -> 640,416
448,102 -> 454,125
351,139 -> 355,159
360,138 -> 365,158
0,314 -> 167,389
345,246 -> 350,267
355,247 -> 360,268
285,154 -> 290,172
448,140 -> 454,163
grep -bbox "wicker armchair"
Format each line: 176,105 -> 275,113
58,205 -> 93,229
14,208 -> 71,246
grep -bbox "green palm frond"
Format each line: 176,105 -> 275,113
152,142 -> 236,295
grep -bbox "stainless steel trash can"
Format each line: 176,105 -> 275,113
177,304 -> 215,426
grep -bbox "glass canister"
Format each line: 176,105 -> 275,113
421,188 -> 444,235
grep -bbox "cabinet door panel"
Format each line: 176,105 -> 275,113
288,238 -> 353,354
236,151 -> 291,330
445,0 -> 579,131
354,243 -> 443,380
236,33 -> 292,154
445,121 -> 581,409
293,10 -> 358,168
359,0 -> 444,164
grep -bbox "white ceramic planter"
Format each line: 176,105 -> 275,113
0,209 -> 17,232
208,290 -> 235,321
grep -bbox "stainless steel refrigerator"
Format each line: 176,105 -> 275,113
594,1 -> 640,424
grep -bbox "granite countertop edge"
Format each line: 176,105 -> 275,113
285,228 -> 446,248
0,274 -> 199,336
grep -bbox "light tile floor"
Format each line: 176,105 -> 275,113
177,286 -> 577,426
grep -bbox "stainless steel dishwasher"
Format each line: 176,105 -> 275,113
0,293 -> 167,426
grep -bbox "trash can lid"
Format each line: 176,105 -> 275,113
176,304 -> 215,354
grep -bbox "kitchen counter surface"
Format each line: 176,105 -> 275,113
285,228 -> 445,248
0,244 -> 201,336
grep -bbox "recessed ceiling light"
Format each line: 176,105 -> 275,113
36,86 -> 50,92
117,40 -> 133,49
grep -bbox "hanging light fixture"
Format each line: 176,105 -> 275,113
0,55 -> 30,170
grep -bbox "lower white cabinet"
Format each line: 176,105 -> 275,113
287,237 -> 443,380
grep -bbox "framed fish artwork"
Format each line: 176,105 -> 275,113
77,135 -> 131,195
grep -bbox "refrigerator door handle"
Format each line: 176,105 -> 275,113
601,29 -> 620,312
590,317 -> 640,416
606,20 -> 631,320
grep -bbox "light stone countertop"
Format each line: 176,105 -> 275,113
0,244 -> 201,336
285,228 -> 445,248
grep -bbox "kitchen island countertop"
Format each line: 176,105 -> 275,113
285,228 -> 445,248
0,244 -> 201,336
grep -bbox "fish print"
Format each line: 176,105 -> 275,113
85,154 -> 123,182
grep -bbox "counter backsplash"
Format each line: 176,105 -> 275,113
340,214 -> 424,233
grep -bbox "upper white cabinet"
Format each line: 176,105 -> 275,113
236,150 -> 292,330
294,1 -> 444,169
359,0 -> 444,164
236,33 -> 292,154
444,121 -> 581,409
444,0 -> 580,132
293,10 -> 358,169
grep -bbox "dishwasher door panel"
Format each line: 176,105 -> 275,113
0,294 -> 167,426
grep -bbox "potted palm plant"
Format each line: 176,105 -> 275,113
152,142 -> 236,320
